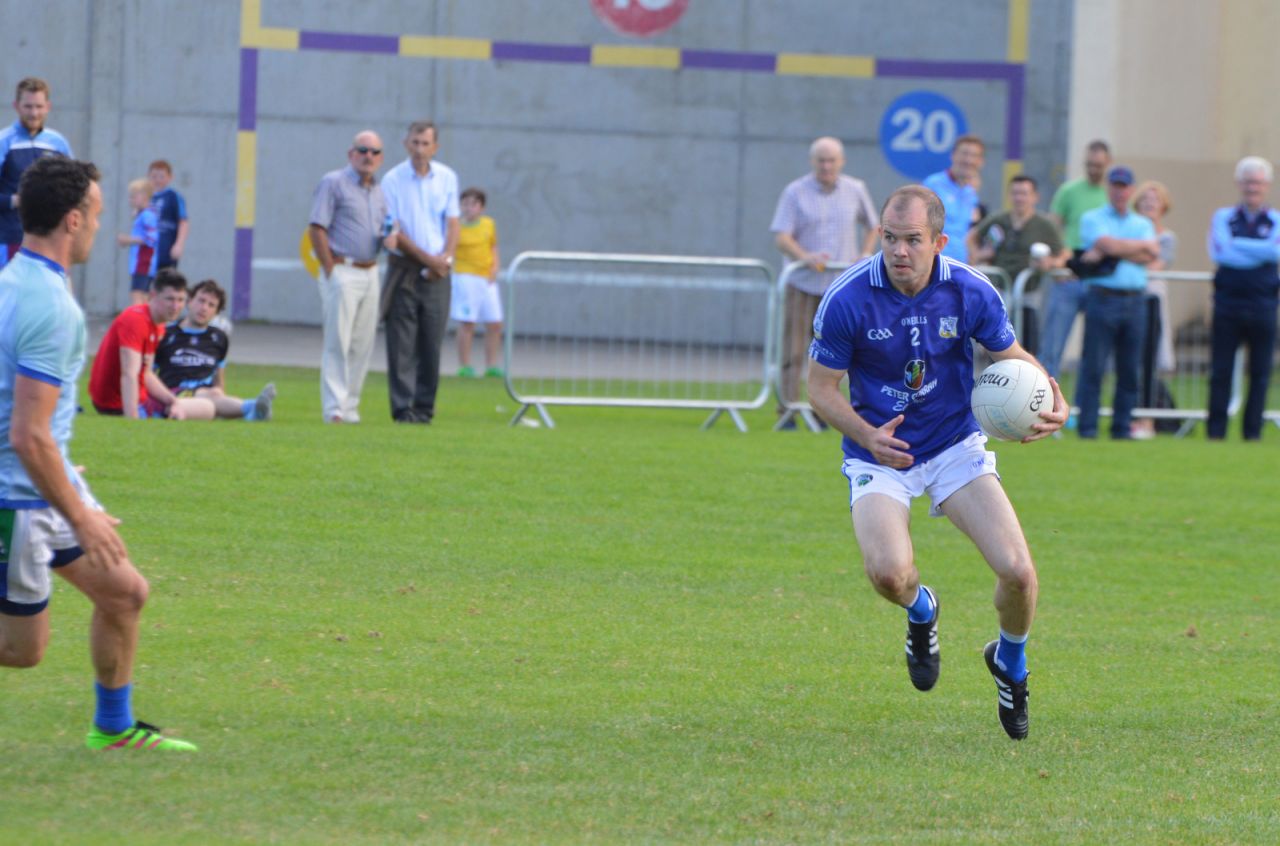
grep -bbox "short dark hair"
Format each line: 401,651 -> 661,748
881,185 -> 946,239
14,77 -> 50,100
1009,174 -> 1038,191
17,157 -> 99,236
953,134 -> 985,153
1086,140 -> 1111,156
190,279 -> 227,312
460,187 -> 487,206
406,121 -> 437,140
151,267 -> 187,294
148,159 -> 172,175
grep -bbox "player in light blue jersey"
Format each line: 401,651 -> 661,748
0,157 -> 195,751
807,185 -> 1066,740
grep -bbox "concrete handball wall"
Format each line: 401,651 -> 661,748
2,0 -> 1073,331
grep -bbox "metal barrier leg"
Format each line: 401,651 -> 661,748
799,407 -> 825,433
773,407 -> 797,431
701,408 -> 748,433
510,402 -> 557,429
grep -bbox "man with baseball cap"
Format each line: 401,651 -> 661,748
1073,165 -> 1161,439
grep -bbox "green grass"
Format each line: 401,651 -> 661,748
4,364 -> 1278,844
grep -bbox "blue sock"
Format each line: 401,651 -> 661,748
995,630 -> 1028,682
94,681 -> 134,734
905,585 -> 936,624
242,399 -> 257,421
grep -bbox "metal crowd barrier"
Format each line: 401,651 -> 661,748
771,261 -> 1014,432
1008,268 -> 1278,436
502,251 -> 775,431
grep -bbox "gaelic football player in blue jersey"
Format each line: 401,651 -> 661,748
807,185 -> 1067,740
0,157 -> 195,751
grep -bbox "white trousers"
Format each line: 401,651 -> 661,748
319,262 -> 380,422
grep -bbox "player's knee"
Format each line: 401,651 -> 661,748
0,640 -> 46,669
999,557 -> 1038,596
99,571 -> 149,617
865,563 -> 914,599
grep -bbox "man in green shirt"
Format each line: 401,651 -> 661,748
1039,140 -> 1112,377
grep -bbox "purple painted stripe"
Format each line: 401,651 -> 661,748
681,49 -> 775,73
299,30 -> 400,54
232,228 -> 253,320
877,58 -> 1016,82
238,49 -> 257,132
492,41 -> 591,64
1004,64 -> 1024,159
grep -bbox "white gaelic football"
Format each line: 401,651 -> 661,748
971,359 -> 1052,441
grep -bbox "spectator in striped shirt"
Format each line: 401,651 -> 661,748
770,137 -> 878,426
116,179 -> 158,306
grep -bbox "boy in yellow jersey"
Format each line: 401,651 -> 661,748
451,187 -> 502,377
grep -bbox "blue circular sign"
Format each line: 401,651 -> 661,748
880,91 -> 968,180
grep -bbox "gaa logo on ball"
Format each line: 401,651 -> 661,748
970,359 -> 1052,441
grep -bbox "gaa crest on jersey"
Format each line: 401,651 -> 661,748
904,359 -> 926,391
938,316 -> 958,339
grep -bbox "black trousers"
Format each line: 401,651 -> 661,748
384,257 -> 451,421
1207,307 -> 1278,439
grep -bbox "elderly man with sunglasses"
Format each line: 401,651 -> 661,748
308,130 -> 390,424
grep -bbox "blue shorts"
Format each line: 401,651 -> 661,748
130,273 -> 153,293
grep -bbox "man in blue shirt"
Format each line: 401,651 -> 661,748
0,157 -> 195,751
0,78 -> 73,265
923,135 -> 984,261
1205,156 -> 1280,440
808,185 -> 1066,740
381,120 -> 459,423
1074,166 -> 1160,439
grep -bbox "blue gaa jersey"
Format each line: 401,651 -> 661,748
0,122 -> 74,246
810,253 -> 1016,464
0,249 -> 86,507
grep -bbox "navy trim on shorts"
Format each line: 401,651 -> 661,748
50,546 -> 83,568
0,596 -> 48,616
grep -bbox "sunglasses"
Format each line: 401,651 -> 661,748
354,146 -> 382,155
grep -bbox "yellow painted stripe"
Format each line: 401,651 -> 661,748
776,53 -> 874,78
1007,0 -> 1030,63
240,0 -> 262,39
245,27 -> 300,51
400,35 -> 491,60
591,45 -> 681,70
240,0 -> 299,51
1002,160 -> 1023,197
236,131 -> 256,228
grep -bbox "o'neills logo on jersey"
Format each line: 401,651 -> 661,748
904,359 -> 926,390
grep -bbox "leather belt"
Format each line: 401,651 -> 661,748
332,253 -> 377,269
1091,286 -> 1142,297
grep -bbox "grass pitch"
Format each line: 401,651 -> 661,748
3,364 -> 1278,844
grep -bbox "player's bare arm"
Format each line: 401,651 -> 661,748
119,347 -> 143,419
989,342 -> 1068,440
808,360 -> 914,469
10,376 -> 127,570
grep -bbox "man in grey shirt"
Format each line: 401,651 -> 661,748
770,137 -> 878,426
308,130 -> 389,424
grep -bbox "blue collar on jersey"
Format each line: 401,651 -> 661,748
171,321 -> 210,334
17,247 -> 66,276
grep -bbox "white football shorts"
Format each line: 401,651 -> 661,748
840,430 -> 999,517
450,272 -> 503,324
0,473 -> 102,615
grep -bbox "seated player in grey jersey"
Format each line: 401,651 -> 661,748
153,279 -> 274,421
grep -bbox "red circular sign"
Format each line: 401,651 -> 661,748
589,0 -> 690,37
